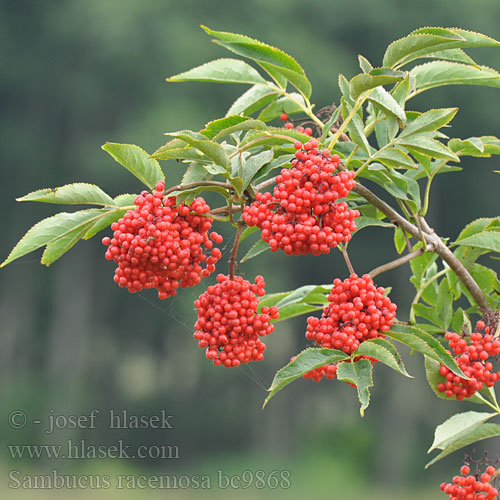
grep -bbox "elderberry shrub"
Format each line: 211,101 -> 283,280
243,139 -> 359,256
437,321 -> 500,401
193,274 -> 279,368
103,181 -> 223,299
305,274 -> 397,354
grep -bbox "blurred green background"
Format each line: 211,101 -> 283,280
1,0 -> 499,498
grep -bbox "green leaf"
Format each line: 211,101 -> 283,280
84,207 -> 130,239
420,48 -> 477,66
42,223 -> 95,265
358,55 -> 373,73
368,87 -> 407,123
394,227 -> 407,254
264,348 -> 350,407
163,130 -> 230,169
341,100 -> 371,154
275,303 -> 323,322
399,108 -> 458,138
227,84 -> 280,117
385,324 -> 467,378
456,217 -> 500,241
240,239 -> 269,262
353,216 -> 393,233
181,163 -> 213,185
410,249 -> 438,284
429,410 -> 496,453
320,106 -> 342,142
167,58 -> 267,85
449,136 -> 500,158
113,194 -> 136,207
238,150 -> 274,190
413,304 -> 441,326
202,26 -> 311,97
1,209 -> 106,267
376,148 -> 416,169
374,117 -> 399,148
240,225 -> 259,242
258,93 -> 306,122
201,115 -> 266,140
274,284 -> 330,309
426,422 -> 500,468
252,154 -> 294,183
102,143 -> 165,189
397,135 -> 460,162
241,127 -> 310,149
454,231 -> 500,253
354,338 -> 412,377
383,28 -> 500,69
437,278 -> 453,329
409,61 -> 500,97
349,69 -> 406,100
337,358 -> 374,417
17,183 -> 115,206
151,145 -> 205,162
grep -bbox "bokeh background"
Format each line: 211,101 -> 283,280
1,0 -> 499,498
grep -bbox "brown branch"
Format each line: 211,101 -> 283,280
340,244 -> 355,275
369,246 -> 431,279
352,182 -> 490,311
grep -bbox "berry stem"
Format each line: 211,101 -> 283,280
339,244 -> 355,275
369,245 -> 430,279
229,221 -> 245,280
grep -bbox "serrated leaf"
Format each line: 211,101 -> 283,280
456,217 -> 500,241
240,225 -> 259,243
238,150 -> 274,190
437,278 -> 453,329
413,303 -> 441,325
42,222 -> 94,265
385,324 -> 467,378
349,69 -> 406,100
374,117 -> 399,148
337,358 -> 374,417
202,26 -> 311,97
241,127 -> 310,149
420,48 -> 477,66
252,154 -> 294,183
399,108 -> 458,138
275,303 -> 323,322
113,194 -> 136,207
181,163 -> 213,185
368,86 -> 407,123
353,216 -> 393,233
84,208 -> 129,239
17,183 -> 115,206
429,410 -> 496,453
358,55 -> 373,73
397,135 -> 460,162
354,338 -> 411,377
454,231 -> 500,253
264,348 -> 350,407
167,58 -> 267,85
227,84 -> 280,117
201,115 -> 266,140
163,130 -> 230,169
410,249 -> 438,284
394,226 -> 407,254
1,209 -> 106,267
241,239 -> 269,262
341,100 -> 371,154
102,143 -> 164,189
376,148 -> 416,169
409,61 -> 500,97
426,422 -> 500,468
449,136 -> 500,157
274,285 -> 328,309
320,106 -> 342,142
384,28 -> 500,69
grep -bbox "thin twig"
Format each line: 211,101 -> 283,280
369,246 -> 431,279
340,243 -> 355,275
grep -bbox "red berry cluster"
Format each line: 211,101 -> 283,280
103,181 -> 223,299
305,274 -> 397,354
441,465 -> 498,500
193,274 -> 279,367
437,321 -> 500,400
243,139 -> 359,256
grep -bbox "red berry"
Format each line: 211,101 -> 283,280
280,113 -> 288,121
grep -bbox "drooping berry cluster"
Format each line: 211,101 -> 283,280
437,321 -> 500,401
243,139 -> 359,256
193,274 -> 279,367
440,464 -> 498,500
103,181 -> 223,299
305,274 -> 397,354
